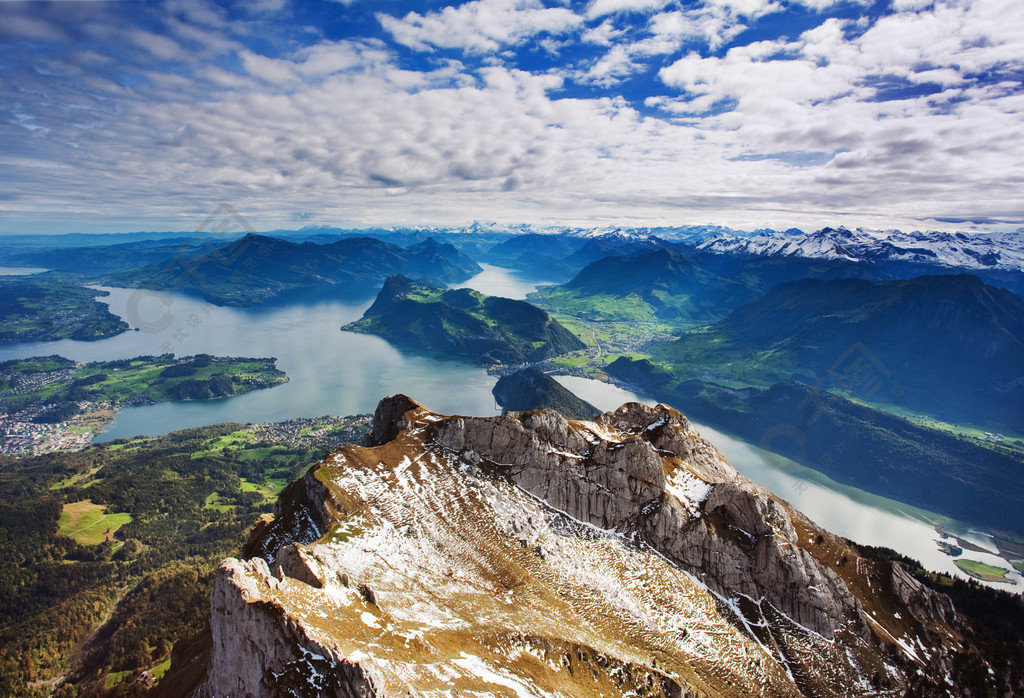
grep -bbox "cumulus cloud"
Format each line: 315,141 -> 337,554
378,0 -> 583,53
649,0 -> 1024,226
586,0 -> 672,19
0,0 -> 1022,233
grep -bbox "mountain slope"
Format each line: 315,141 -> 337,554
481,232 -> 589,280
106,234 -> 482,306
343,275 -> 585,365
530,247 -> 880,326
667,274 -> 1024,427
530,248 -> 744,324
172,395 -> 1017,697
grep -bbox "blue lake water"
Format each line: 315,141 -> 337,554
0,263 -> 1018,589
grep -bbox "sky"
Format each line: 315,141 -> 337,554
1,0 -> 1022,235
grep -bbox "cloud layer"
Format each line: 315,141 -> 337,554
0,0 -> 1022,234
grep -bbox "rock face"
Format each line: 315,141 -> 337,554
192,395 -> 987,697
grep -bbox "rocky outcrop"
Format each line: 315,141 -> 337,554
201,558 -> 379,698
430,399 -> 859,638
191,394 -> 990,698
364,392 -> 420,448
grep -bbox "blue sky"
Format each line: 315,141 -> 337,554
1,0 -> 1022,234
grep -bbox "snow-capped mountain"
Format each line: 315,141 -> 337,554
697,227 -> 1024,272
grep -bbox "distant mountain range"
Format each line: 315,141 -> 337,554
343,275 -> 585,365
529,246 -> 891,326
480,231 -> 673,281
697,227 -> 1024,272
105,234 -> 481,306
1,237 -> 208,275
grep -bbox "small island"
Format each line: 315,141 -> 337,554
0,277 -> 129,344
0,354 -> 288,455
492,366 -> 600,420
343,275 -> 586,365
954,559 -> 1013,584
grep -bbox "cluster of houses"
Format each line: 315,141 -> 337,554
0,415 -> 93,456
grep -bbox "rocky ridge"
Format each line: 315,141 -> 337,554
189,395 -> 995,697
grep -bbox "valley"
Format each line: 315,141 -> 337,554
7,0 -> 1024,692
1,225 -> 1023,696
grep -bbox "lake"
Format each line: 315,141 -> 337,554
0,264 -> 1019,590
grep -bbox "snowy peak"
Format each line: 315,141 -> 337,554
697,227 -> 1024,271
188,395 -> 995,697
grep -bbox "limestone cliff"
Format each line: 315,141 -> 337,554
190,395 -> 992,697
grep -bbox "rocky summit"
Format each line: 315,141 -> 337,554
180,395 -> 1003,697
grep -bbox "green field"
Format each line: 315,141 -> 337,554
531,289 -> 663,323
240,475 -> 290,503
0,415 -> 368,696
50,465 -> 104,490
103,670 -> 132,690
149,658 -> 172,679
955,559 -> 1011,583
191,428 -> 256,458
204,493 -> 235,513
58,500 -> 133,546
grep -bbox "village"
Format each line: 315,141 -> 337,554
0,407 -> 373,458
0,405 -> 114,456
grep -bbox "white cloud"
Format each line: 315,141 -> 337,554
293,40 -> 389,78
582,19 -> 624,45
645,6 -> 752,51
586,0 -> 672,19
891,0 -> 934,10
703,0 -> 783,20
237,0 -> 288,14
0,13 -> 68,42
239,50 -> 300,83
2,0 -> 1024,234
577,3 -> 757,85
793,0 -> 866,10
129,29 -> 188,62
378,0 -> 583,54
